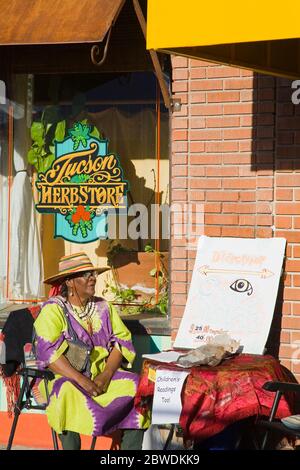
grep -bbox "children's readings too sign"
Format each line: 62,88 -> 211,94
151,369 -> 189,425
174,236 -> 286,354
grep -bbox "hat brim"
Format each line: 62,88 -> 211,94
44,266 -> 110,285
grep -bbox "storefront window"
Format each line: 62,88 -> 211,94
0,72 -> 169,307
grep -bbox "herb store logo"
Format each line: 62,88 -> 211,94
35,122 -> 128,243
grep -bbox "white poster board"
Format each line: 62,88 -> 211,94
174,236 -> 286,354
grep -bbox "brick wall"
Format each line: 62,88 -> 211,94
170,56 -> 300,381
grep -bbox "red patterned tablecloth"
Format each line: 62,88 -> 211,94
135,354 -> 294,441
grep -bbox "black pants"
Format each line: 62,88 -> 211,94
59,429 -> 144,450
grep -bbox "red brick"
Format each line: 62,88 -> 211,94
173,68 -> 189,80
204,203 -> 222,213
223,128 -> 253,140
190,117 -> 205,128
275,217 -> 293,229
221,227 -> 255,237
285,260 -> 300,272
190,80 -> 223,91
190,92 -> 206,104
223,178 -> 256,189
280,331 -> 291,343
275,189 -> 293,200
191,104 -> 223,116
207,91 -> 240,103
172,118 -> 188,129
281,317 -> 300,329
256,215 -> 273,226
239,215 -> 256,225
172,141 -> 188,152
205,214 -> 239,225
206,191 -> 239,201
292,303 -> 300,315
189,191 -> 205,201
172,190 -> 188,202
240,90 -> 255,101
224,103 -> 253,114
222,154 -> 252,164
190,155 -> 222,165
171,283 -> 187,294
190,59 -> 214,67
190,142 -> 205,153
223,203 -> 256,213
189,167 -> 205,176
294,246 -> 300,258
239,192 -> 256,201
190,178 -> 221,189
206,116 -> 240,128
205,167 -> 239,177
257,190 -> 273,201
279,344 -> 297,358
204,226 -> 222,236
189,68 -> 206,79
275,231 -> 300,243
224,78 -> 253,89
172,81 -> 188,93
190,129 -> 222,140
171,271 -> 188,282
206,141 -> 239,153
172,130 -> 188,140
255,227 -> 273,237
276,203 -> 300,215
206,67 -> 240,78
171,259 -> 188,271
172,154 -> 188,165
171,178 -> 188,189
171,56 -> 188,68
172,166 -> 188,177
293,275 -> 300,287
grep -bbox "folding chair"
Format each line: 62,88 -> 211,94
6,366 -> 58,450
254,381 -> 300,450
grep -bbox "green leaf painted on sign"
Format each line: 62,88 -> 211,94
69,122 -> 91,150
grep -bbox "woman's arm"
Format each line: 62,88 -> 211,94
93,347 -> 123,394
49,355 -> 102,397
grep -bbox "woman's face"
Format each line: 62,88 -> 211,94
67,271 -> 97,302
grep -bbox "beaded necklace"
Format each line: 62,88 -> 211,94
69,298 -> 96,335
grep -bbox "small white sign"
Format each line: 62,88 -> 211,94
151,369 -> 189,425
0,80 -> 6,105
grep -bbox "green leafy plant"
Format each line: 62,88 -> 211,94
103,242 -> 169,316
27,106 -> 66,173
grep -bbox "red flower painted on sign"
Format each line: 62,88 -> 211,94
71,205 -> 91,223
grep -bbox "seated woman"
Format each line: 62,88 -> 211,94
34,252 -> 149,450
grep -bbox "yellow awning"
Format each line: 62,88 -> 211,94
147,0 -> 300,78
0,0 -> 125,45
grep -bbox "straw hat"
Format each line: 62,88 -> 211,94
44,252 -> 109,285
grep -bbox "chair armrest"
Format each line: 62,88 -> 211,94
18,367 -> 55,381
263,381 -> 300,393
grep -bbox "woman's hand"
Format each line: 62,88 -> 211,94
93,369 -> 113,394
77,374 -> 102,397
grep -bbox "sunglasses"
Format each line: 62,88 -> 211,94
68,270 -> 98,280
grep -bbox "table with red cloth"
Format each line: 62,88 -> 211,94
134,354 -> 294,441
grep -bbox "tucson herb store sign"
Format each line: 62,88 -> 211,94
35,122 -> 128,243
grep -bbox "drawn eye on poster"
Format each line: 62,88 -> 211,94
173,236 -> 286,354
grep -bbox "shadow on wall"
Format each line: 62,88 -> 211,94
251,74 -> 298,357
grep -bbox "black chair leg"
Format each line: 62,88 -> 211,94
163,424 -> 175,450
7,376 -> 27,450
90,437 -> 97,450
